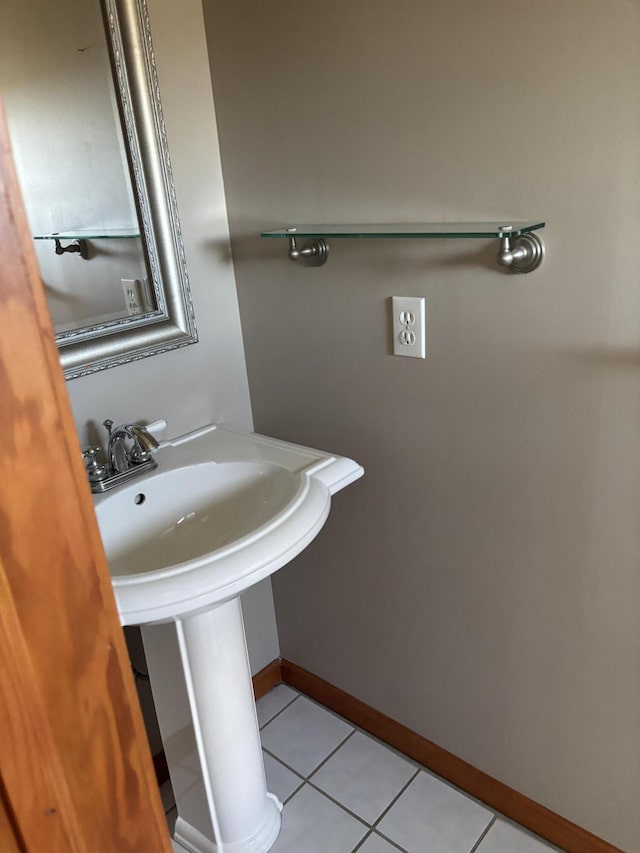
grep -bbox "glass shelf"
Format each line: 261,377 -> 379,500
261,221 -> 545,239
33,228 -> 141,240
261,221 -> 546,273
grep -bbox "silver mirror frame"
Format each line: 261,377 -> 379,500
58,0 -> 197,380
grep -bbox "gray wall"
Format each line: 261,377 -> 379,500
203,1 -> 640,849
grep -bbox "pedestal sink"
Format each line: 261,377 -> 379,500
95,423 -> 363,853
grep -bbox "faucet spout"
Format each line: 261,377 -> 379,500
127,424 -> 160,461
104,421 -> 159,474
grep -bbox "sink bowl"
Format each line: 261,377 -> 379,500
95,423 -> 363,625
98,461 -> 300,575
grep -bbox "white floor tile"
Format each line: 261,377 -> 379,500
311,730 -> 416,823
476,818 -> 559,852
357,832 -> 403,852
264,751 -> 304,804
260,696 -> 353,777
270,784 -> 368,853
376,771 -> 493,853
256,684 -> 299,728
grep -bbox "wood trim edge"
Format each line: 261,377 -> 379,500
280,659 -> 622,853
252,659 -> 283,701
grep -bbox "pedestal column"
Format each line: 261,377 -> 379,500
175,597 -> 281,852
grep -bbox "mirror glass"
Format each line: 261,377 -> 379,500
0,0 -> 198,379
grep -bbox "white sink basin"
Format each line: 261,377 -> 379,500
95,423 -> 363,625
99,462 -> 299,575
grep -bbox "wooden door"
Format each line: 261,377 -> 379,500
0,99 -> 171,852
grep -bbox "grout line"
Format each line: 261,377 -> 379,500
350,827 -> 407,853
468,815 -> 497,852
261,727 -> 356,783
282,778 -> 305,806
258,691 -> 300,731
372,767 -> 420,830
306,779 -> 370,828
306,728 -> 356,778
373,827 -> 410,852
350,829 -> 374,851
261,746 -> 304,780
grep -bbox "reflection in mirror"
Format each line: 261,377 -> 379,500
0,0 -> 198,379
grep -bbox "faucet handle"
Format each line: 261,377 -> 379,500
82,446 -> 109,484
83,445 -> 102,462
103,419 -> 114,437
146,419 -> 167,435
128,425 -> 160,464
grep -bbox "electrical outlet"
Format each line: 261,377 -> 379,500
392,296 -> 425,358
122,278 -> 147,316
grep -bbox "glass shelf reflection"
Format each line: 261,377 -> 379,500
33,228 -> 141,240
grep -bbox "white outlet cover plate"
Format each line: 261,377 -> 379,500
392,296 -> 425,358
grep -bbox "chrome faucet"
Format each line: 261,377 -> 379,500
103,419 -> 159,473
82,419 -> 160,493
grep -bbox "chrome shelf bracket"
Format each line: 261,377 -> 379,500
496,226 -> 545,274
287,231 -> 329,267
54,237 -> 89,260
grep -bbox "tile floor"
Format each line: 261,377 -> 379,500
165,684 -> 563,853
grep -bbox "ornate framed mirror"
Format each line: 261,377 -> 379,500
0,0 -> 198,379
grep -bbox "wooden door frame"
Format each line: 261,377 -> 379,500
0,99 -> 171,851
